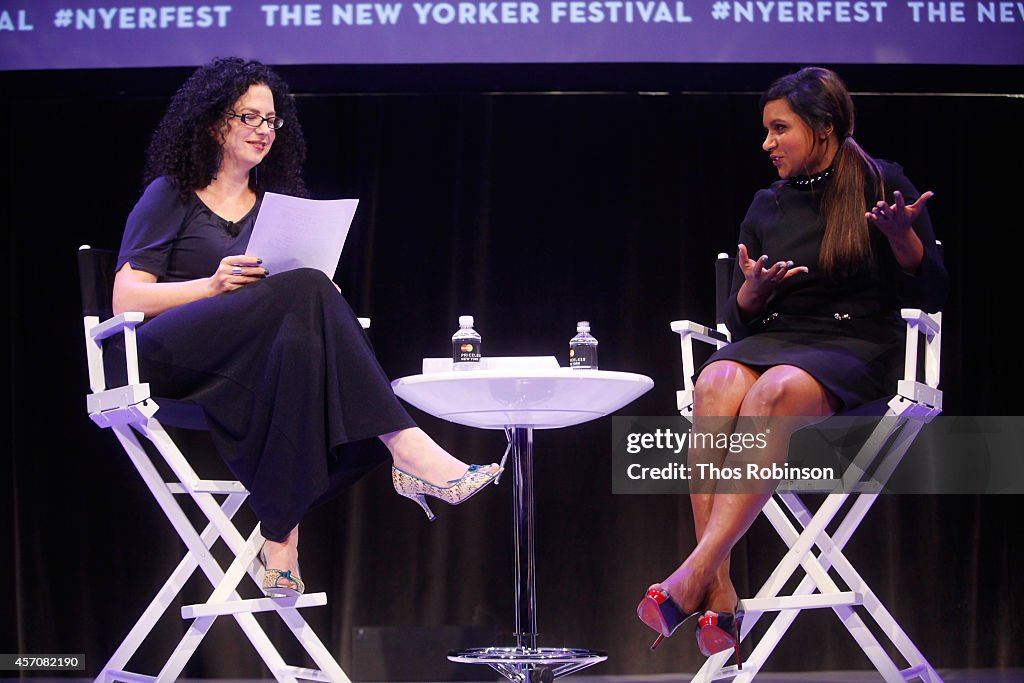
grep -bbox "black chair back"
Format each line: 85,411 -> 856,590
715,256 -> 735,327
77,247 -> 118,320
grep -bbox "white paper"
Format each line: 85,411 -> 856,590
245,192 -> 359,278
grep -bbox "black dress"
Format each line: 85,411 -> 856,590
113,177 -> 415,541
704,161 -> 948,410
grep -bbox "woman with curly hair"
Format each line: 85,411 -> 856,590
636,67 -> 947,663
112,57 -> 500,598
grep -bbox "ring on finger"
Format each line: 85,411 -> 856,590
231,267 -> 243,275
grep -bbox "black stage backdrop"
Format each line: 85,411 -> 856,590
2,65 -> 1022,677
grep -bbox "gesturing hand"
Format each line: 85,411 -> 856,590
866,190 -> 934,240
737,243 -> 808,300
208,255 -> 269,296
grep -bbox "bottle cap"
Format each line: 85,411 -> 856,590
459,315 -> 475,327
577,321 -> 590,331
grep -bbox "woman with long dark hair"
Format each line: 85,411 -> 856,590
112,57 -> 500,598
637,67 -> 947,661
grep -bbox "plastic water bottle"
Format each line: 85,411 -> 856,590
452,315 -> 482,370
569,321 -> 598,369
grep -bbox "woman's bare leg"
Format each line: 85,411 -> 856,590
262,525 -> 300,580
662,365 -> 839,613
687,361 -> 760,613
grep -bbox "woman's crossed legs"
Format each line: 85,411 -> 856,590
658,360 -> 840,615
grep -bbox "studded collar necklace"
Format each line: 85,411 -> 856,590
788,166 -> 834,190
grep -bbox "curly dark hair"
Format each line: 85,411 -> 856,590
143,57 -> 307,198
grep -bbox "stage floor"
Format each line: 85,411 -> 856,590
5,671 -> 1023,682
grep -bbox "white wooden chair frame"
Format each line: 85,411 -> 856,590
80,246 -> 354,683
670,253 -> 944,683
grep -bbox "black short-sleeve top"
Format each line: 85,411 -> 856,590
117,176 -> 262,282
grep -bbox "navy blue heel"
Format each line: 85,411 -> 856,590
637,585 -> 700,651
697,610 -> 744,668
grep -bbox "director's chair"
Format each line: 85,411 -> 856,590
671,252 -> 944,683
78,245 -> 353,683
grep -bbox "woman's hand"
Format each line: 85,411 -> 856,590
736,243 -> 808,317
738,243 -> 807,296
866,190 -> 931,272
206,255 -> 269,296
866,190 -> 933,240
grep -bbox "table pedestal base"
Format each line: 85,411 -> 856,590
448,647 -> 607,683
447,428 -> 606,683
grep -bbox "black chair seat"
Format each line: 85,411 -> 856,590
148,398 -> 209,431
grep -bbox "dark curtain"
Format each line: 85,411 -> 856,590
2,67 -> 1022,677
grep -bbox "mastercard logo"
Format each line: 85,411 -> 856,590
460,343 -> 475,352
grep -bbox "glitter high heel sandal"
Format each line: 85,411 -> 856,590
637,584 -> 701,651
259,551 -> 305,599
696,610 -> 744,668
392,463 -> 502,521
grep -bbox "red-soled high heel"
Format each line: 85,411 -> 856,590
696,610 -> 744,669
637,584 -> 701,651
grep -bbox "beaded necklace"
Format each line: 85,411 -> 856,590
788,166 -> 834,189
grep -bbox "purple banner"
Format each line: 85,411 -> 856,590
1,0 -> 1022,70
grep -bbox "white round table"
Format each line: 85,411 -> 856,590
392,368 -> 654,683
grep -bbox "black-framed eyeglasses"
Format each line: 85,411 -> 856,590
224,111 -> 285,130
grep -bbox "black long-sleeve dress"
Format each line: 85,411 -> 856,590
704,160 -> 948,410
113,177 -> 416,540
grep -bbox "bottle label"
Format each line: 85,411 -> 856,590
569,344 -> 598,369
453,340 -> 482,364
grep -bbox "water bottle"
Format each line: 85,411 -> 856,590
569,321 -> 598,369
452,315 -> 482,370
